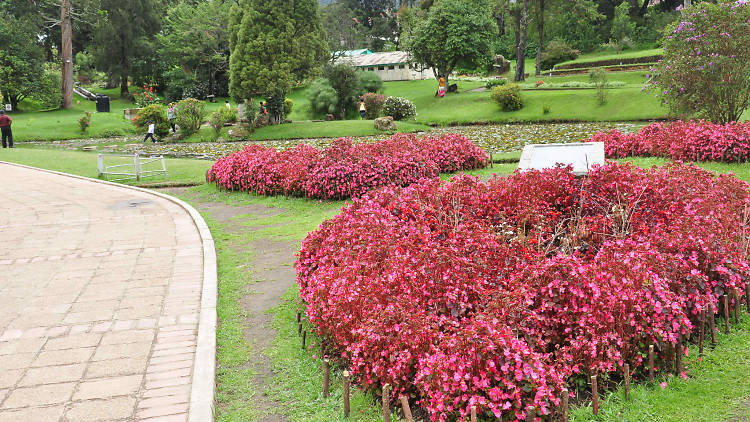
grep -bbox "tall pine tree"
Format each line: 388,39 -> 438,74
229,0 -> 328,122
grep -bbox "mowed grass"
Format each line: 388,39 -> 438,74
0,147 -> 212,186
383,79 -> 665,125
558,48 -> 663,67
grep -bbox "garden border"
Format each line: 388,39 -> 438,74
0,160 -> 218,422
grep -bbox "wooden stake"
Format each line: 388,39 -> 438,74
470,405 -> 477,422
302,330 -> 307,350
675,337 -> 683,375
709,304 -> 717,345
699,310 -> 705,356
624,363 -> 631,400
382,384 -> 391,422
490,152 -> 494,168
648,345 -> 655,382
322,359 -> 330,398
561,388 -> 569,422
296,310 -> 301,324
724,294 -> 730,334
745,283 -> 750,314
400,396 -> 413,422
298,321 -> 302,335
591,375 -> 599,415
734,290 -> 740,323
343,370 -> 351,418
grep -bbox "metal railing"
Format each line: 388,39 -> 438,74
97,153 -> 168,182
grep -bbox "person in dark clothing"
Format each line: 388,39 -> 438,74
0,110 -> 13,148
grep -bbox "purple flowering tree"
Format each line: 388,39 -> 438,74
648,1 -> 749,123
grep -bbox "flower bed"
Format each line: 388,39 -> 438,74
586,120 -> 750,162
206,133 -> 488,199
297,162 -> 750,421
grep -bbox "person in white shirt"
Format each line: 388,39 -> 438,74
143,120 -> 157,143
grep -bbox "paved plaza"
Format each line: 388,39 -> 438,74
0,163 -> 215,421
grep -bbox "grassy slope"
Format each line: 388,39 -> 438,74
558,48 -> 663,67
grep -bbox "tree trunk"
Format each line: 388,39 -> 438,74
638,0 -> 650,17
535,0 -> 545,76
496,9 -> 505,37
514,0 -> 529,82
61,0 -> 73,109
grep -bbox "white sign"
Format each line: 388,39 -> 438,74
518,142 -> 605,176
4,104 -> 10,112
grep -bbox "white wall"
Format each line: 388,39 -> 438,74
358,65 -> 433,82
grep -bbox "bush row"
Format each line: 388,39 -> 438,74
587,120 -> 750,162
206,133 -> 488,200
297,162 -> 750,421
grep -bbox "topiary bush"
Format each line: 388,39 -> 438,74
382,96 -> 416,121
357,71 -> 383,94
174,98 -> 206,136
283,98 -> 294,117
132,104 -> 170,138
361,92 -> 385,119
491,83 -> 523,111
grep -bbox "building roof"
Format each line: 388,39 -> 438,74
338,51 -> 411,67
340,49 -> 373,56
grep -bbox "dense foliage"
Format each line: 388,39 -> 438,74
381,96 -> 417,121
174,98 -> 207,136
647,1 -> 750,123
357,71 -> 383,94
297,162 -> 750,421
361,93 -> 385,119
132,104 -> 169,137
206,133 -> 488,199
491,83 -> 524,111
587,120 -> 750,163
539,39 -> 580,71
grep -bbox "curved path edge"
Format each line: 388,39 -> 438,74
0,161 -> 217,422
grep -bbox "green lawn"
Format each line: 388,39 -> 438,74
559,48 -> 663,67
0,147 -> 212,186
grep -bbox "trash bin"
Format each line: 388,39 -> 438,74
95,94 -> 110,113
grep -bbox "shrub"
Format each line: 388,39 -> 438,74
307,78 -> 338,115
174,98 -> 206,136
647,1 -> 750,123
361,92 -> 385,119
132,104 -> 169,138
382,96 -> 416,121
283,98 -> 294,117
539,39 -> 580,71
485,78 -> 508,90
586,120 -> 750,163
209,111 -> 228,141
357,71 -> 383,94
324,63 -> 359,119
543,104 -> 551,114
491,83 -> 523,111
297,162 -> 750,421
78,111 -> 91,133
589,68 -> 608,105
133,84 -> 159,107
218,106 -> 238,124
206,133 -> 488,199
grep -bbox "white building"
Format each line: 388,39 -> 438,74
337,51 -> 434,82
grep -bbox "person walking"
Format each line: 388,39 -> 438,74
359,101 -> 366,119
0,110 -> 12,148
167,105 -> 176,133
225,100 -> 231,109
143,120 -> 157,143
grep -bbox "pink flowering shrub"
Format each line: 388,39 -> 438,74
297,162 -> 750,421
587,120 -> 750,162
207,133 -> 488,199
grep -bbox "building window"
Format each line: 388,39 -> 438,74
388,66 -> 395,70
369,67 -> 375,71
378,66 -> 385,71
399,65 -> 405,69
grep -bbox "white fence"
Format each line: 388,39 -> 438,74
97,153 -> 168,182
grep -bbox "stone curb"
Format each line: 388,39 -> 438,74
0,161 -> 217,422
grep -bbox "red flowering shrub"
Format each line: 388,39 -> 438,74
587,120 -> 750,162
207,133 -> 488,199
297,162 -> 750,421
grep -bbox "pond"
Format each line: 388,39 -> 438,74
29,122 -> 645,159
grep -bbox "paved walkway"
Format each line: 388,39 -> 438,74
0,163 -> 215,422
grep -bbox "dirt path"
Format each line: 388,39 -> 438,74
162,187 -> 294,422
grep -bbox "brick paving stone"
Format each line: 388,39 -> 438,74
0,164 -> 210,420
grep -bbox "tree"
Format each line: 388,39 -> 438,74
321,1 -> 367,58
0,13 -> 47,111
534,0 -> 547,77
407,0 -> 497,91
546,0 -> 603,51
229,0 -> 328,123
158,0 -> 230,98
324,63 -> 359,119
648,1 -> 750,123
343,0 -> 398,50
511,0 -> 530,81
92,0 -> 161,97
611,1 -> 636,42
